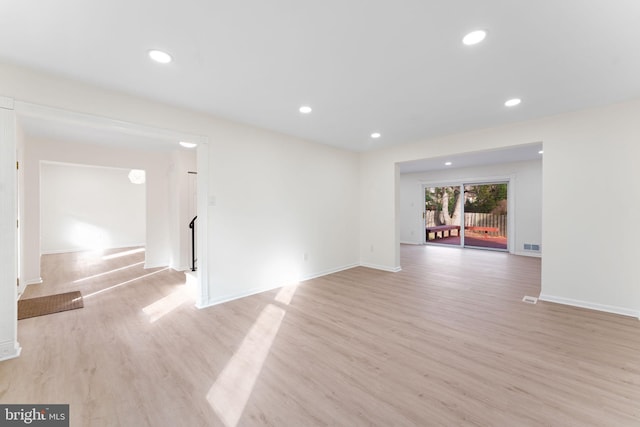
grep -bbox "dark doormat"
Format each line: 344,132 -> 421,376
18,291 -> 84,320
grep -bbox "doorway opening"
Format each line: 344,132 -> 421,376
14,101 -> 209,307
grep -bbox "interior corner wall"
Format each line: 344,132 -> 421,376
399,159 -> 542,256
39,162 -> 146,254
23,137 -> 172,283
359,155 -> 401,271
361,98 -> 640,318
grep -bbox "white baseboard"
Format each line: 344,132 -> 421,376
0,340 -> 22,362
42,244 -> 146,255
196,263 -> 360,309
195,299 -> 211,310
41,248 -> 78,255
25,277 -> 43,285
359,262 -> 402,273
302,263 -> 359,281
538,294 -> 640,319
400,240 -> 423,245
144,261 -> 169,269
199,285 -> 281,309
513,250 -> 542,258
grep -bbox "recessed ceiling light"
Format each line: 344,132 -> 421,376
299,106 -> 312,114
148,49 -> 172,64
505,98 -> 522,107
538,150 -> 544,154
371,132 -> 381,139
445,161 -> 452,166
179,141 -> 197,148
462,30 -> 487,46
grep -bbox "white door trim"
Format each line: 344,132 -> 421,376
0,96 -> 22,361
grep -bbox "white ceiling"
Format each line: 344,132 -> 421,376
2,1 -> 640,154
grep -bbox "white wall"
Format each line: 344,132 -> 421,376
208,128 -> 360,303
0,62 -> 360,309
399,159 -> 542,256
40,162 -> 146,253
361,99 -> 640,318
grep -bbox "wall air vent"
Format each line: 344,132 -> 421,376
522,295 -> 538,304
523,243 -> 541,251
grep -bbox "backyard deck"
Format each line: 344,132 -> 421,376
427,231 -> 507,250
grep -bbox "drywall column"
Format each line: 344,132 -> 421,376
0,96 -> 21,361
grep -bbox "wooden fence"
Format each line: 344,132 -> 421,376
425,211 -> 507,236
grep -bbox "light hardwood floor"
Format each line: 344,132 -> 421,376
2,245 -> 640,426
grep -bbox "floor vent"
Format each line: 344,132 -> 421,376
522,295 -> 538,304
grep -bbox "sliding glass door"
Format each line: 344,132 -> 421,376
463,183 -> 508,250
424,182 -> 508,251
424,185 -> 461,246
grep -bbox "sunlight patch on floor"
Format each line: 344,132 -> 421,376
275,283 -> 299,305
82,268 -> 169,299
207,304 -> 285,426
102,247 -> 145,260
207,285 -> 298,426
73,261 -> 145,283
142,284 -> 193,323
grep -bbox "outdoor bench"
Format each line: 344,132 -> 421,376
426,225 -> 460,240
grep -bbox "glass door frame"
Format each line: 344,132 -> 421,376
421,175 -> 514,252
423,183 -> 464,247
462,181 -> 510,252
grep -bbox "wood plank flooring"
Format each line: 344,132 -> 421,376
1,245 -> 640,426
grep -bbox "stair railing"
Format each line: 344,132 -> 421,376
189,215 -> 197,271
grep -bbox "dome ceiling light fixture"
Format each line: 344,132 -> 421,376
128,169 -> 146,184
